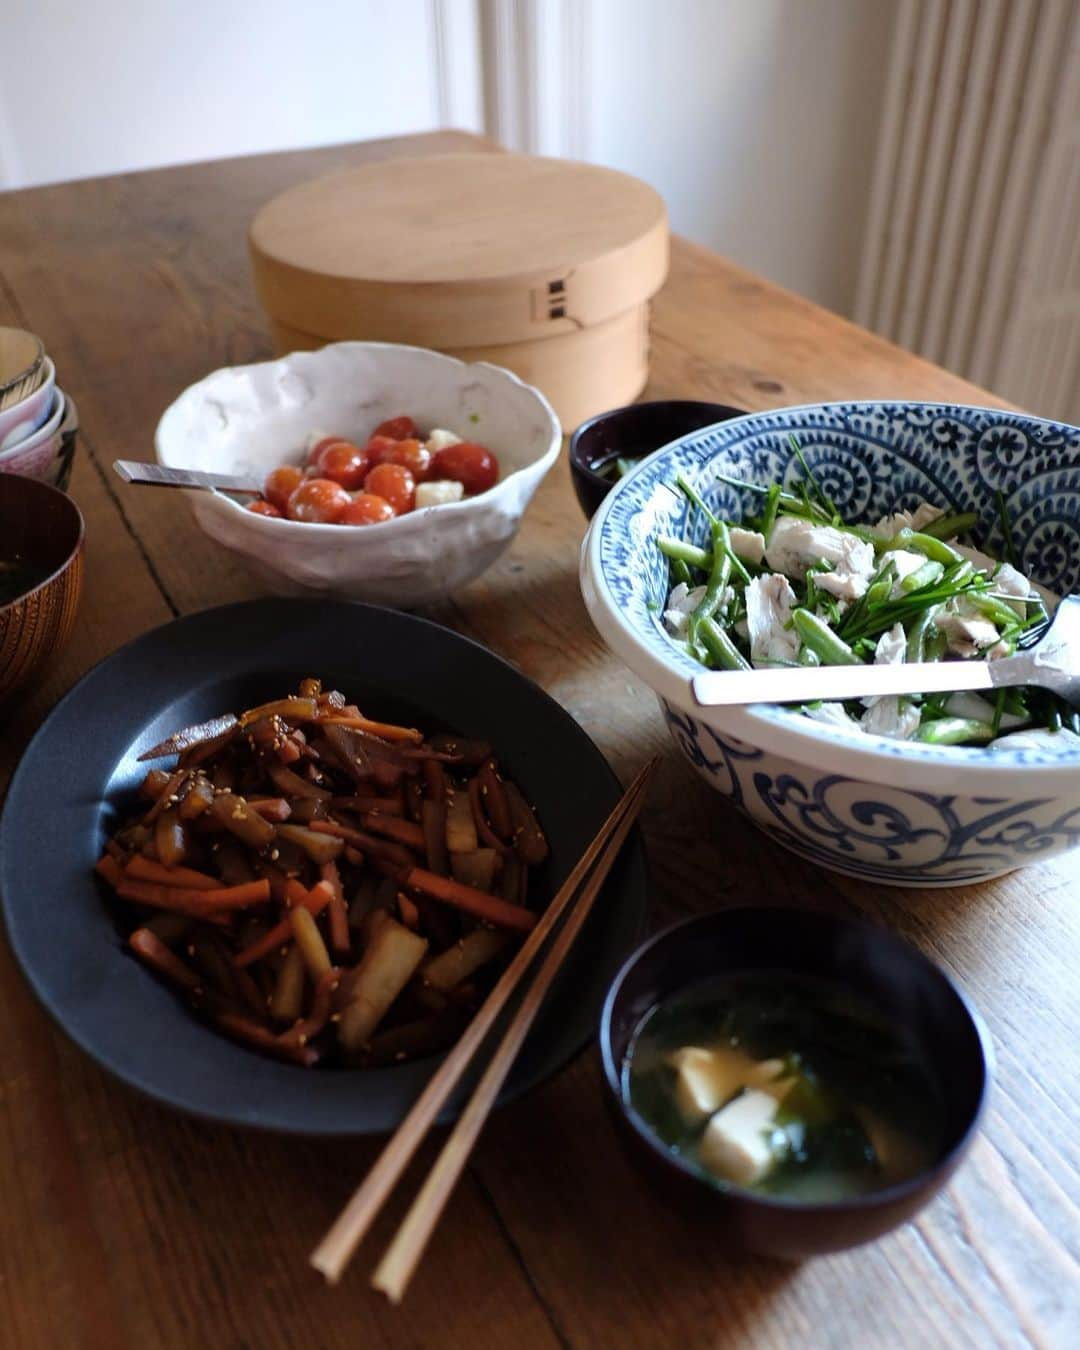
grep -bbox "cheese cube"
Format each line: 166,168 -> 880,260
426,428 -> 463,452
699,1089 -> 781,1186
415,480 -> 465,509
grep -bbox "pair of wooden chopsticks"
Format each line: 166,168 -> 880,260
310,757 -> 657,1298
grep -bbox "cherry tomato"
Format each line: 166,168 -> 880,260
286,477 -> 352,523
306,435 -> 341,466
431,441 -> 499,495
264,464 -> 304,513
364,433 -> 399,466
373,415 -> 416,441
386,438 -> 433,480
313,439 -> 371,490
246,498 -> 282,518
364,462 -> 416,515
340,492 -> 396,526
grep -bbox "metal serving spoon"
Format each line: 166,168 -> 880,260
691,596 -> 1080,709
113,461 -> 261,492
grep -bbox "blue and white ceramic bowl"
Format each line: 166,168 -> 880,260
581,401 -> 1080,887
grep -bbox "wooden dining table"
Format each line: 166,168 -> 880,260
1,128 -> 1076,1350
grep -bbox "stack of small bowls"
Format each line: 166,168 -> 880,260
0,326 -> 79,490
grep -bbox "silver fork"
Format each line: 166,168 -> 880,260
691,596 -> 1080,708
113,461 -> 262,493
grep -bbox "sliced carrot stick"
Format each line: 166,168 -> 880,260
331,795 -> 405,817
233,880 -> 334,967
316,715 -> 423,744
310,820 -> 415,870
343,845 -> 366,867
190,879 -> 272,910
404,867 -> 538,933
95,854 -> 125,889
423,758 -> 446,803
467,778 -> 513,856
115,877 -> 270,914
114,878 -> 215,916
129,928 -> 202,992
478,759 -> 513,839
319,860 -> 351,958
360,812 -> 426,851
247,796 -> 293,822
397,893 -> 420,930
125,855 -> 219,890
212,1010 -> 320,1066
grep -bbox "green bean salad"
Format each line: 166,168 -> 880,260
658,437 -> 1079,750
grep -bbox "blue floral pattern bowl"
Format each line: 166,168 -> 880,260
581,401 -> 1080,886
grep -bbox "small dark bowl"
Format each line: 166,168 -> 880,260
0,474 -> 84,705
600,906 -> 992,1259
569,399 -> 747,518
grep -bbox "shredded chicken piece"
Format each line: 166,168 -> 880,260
993,562 -> 1033,617
886,549 -> 930,596
861,699 -> 921,740
804,702 -> 857,729
745,574 -> 799,665
858,623 -> 916,737
936,610 -> 1002,658
663,583 -> 708,638
871,501 -> 944,540
765,517 -> 876,599
729,527 -> 766,565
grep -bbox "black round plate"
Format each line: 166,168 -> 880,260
0,599 -> 648,1135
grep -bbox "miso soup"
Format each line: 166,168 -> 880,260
0,554 -> 48,606
623,973 -> 944,1203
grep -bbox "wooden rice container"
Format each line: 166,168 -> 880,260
249,153 -> 668,429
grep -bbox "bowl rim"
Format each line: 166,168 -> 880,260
0,326 -> 45,398
582,399 -> 1080,784
154,340 -> 563,535
0,472 -> 85,614
569,399 -> 749,490
0,355 -> 55,423
598,905 -> 993,1216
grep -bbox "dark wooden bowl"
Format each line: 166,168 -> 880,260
569,399 -> 747,518
600,906 -> 992,1259
0,474 -> 84,705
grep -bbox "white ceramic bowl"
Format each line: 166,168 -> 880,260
0,357 -> 56,451
155,343 -> 562,605
582,400 -> 1080,888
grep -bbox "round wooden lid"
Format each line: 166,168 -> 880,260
249,153 -> 668,347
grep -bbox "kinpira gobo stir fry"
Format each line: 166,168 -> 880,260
658,436 -> 1078,751
95,680 -> 548,1067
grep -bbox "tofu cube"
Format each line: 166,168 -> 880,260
699,1089 -> 781,1186
746,1058 -> 793,1101
669,1047 -> 744,1123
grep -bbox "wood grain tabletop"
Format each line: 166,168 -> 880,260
0,129 -> 1076,1350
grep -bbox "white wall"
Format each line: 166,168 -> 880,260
0,0 -> 890,318
0,0 -> 481,188
583,0 -> 895,314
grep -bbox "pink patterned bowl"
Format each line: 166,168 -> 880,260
0,390 -> 78,491
0,358 -> 56,452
